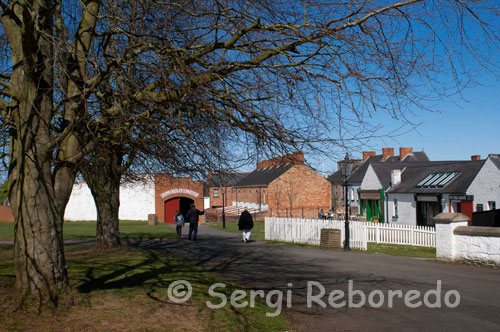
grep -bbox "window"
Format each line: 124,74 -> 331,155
350,188 -> 355,201
476,204 -> 484,212
213,189 -> 219,198
488,201 -> 496,210
416,172 -> 460,188
393,199 -> 399,218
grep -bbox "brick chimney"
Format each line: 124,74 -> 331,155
291,151 -> 305,164
257,151 -> 305,168
382,148 -> 394,160
399,147 -> 413,161
363,151 -> 376,161
471,155 -> 481,161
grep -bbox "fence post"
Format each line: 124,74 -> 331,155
376,224 -> 380,243
410,228 -> 415,246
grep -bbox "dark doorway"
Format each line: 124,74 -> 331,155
164,197 -> 194,223
417,201 -> 440,226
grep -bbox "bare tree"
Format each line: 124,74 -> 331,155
1,0 -> 499,305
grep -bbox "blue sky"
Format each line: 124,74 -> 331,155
316,74 -> 500,174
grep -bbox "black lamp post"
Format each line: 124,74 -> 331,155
222,190 -> 226,229
341,154 -> 352,251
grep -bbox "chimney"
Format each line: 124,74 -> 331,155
391,169 -> 402,186
471,155 -> 481,161
291,151 -> 305,165
363,151 -> 376,161
257,151 -> 305,169
382,148 -> 394,160
399,147 -> 413,161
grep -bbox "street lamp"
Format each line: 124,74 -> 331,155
222,190 -> 226,229
341,153 -> 352,251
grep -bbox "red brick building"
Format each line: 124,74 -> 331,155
207,171 -> 250,208
232,152 -> 331,218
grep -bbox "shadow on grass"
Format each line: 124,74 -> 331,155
75,248 -> 202,294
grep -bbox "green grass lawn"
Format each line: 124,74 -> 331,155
210,221 -> 436,257
0,220 -> 177,241
367,243 -> 436,258
0,244 -> 289,332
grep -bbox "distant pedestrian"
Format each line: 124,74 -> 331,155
185,203 -> 204,241
238,210 -> 254,243
174,210 -> 185,238
327,210 -> 334,220
318,209 -> 326,220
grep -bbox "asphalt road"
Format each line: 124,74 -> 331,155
132,225 -> 500,332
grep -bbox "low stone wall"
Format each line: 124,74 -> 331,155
434,213 -> 500,266
453,226 -> 500,265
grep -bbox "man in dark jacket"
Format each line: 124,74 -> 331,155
185,203 -> 204,241
238,210 -> 254,243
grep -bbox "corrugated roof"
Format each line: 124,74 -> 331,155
233,163 -> 294,187
387,160 -> 485,194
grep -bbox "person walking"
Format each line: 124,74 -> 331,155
185,203 -> 204,241
174,210 -> 185,238
238,209 -> 254,243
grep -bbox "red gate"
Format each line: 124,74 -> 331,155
164,198 -> 180,224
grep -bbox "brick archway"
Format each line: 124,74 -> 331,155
163,196 -> 194,224
154,174 -> 205,224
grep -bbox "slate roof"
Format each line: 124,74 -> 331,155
387,160 -> 485,194
347,151 -> 429,185
490,155 -> 500,171
208,172 -> 250,187
326,170 -> 343,184
233,163 -> 294,187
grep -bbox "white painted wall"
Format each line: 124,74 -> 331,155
386,193 -> 416,225
64,181 -> 97,221
64,176 -> 155,221
232,201 -> 269,211
467,157 -> 500,211
454,234 -> 500,264
435,215 -> 500,265
360,165 -> 383,190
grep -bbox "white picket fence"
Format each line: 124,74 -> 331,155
265,217 -> 436,250
264,217 -> 368,250
362,222 -> 436,247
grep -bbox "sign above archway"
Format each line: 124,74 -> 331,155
160,188 -> 200,199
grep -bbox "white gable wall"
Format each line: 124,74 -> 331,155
360,165 -> 383,190
65,176 -> 156,221
467,157 -> 500,211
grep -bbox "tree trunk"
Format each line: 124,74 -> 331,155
4,2 -> 71,304
91,177 -> 121,249
83,148 -> 123,249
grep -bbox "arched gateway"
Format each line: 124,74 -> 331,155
160,188 -> 201,223
163,196 -> 194,223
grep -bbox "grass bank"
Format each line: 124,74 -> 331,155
0,244 -> 289,332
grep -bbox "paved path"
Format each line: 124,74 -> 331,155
132,225 -> 500,332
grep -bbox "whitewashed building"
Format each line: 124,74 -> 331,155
64,176 -> 156,221
386,154 -> 500,226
